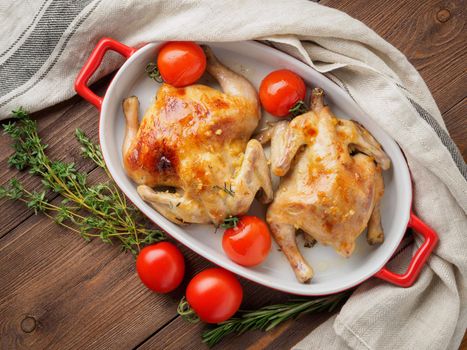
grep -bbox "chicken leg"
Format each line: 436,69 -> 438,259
229,139 -> 273,213
270,222 -> 314,283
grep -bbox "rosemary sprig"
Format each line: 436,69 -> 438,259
145,62 -> 163,83
0,108 -> 166,254
221,216 -> 239,229
202,292 -> 350,347
213,182 -> 235,197
289,100 -> 308,117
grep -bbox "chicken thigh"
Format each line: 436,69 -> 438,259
122,47 -> 273,225
257,88 -> 390,283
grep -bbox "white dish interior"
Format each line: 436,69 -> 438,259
100,41 -> 411,295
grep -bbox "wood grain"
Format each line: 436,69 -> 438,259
138,312 -> 332,350
0,168 -> 183,349
0,1 -> 465,350
460,332 -> 467,350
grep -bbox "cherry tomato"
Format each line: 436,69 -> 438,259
186,268 -> 243,323
222,216 -> 271,267
259,69 -> 306,117
157,41 -> 206,87
136,242 -> 185,293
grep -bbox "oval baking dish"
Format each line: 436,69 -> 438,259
75,38 -> 438,295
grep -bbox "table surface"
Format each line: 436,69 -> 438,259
1,0 -> 466,349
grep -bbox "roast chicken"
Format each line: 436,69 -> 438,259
122,48 -> 272,225
257,88 -> 391,283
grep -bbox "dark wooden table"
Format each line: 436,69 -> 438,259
1,1 -> 466,349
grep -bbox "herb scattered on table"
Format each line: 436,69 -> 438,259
201,291 -> 350,347
0,108 -> 166,254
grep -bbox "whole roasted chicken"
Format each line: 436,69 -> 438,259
122,48 -> 272,225
258,88 -> 391,283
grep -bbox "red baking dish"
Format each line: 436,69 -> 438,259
75,38 -> 438,295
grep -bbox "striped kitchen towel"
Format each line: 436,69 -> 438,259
1,1 -> 466,349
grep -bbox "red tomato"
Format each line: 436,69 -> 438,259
157,41 -> 206,87
186,268 -> 243,323
259,69 -> 306,117
222,216 -> 271,267
136,242 -> 185,293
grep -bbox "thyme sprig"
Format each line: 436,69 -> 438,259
202,292 -> 350,347
289,100 -> 308,117
145,62 -> 163,83
0,108 -> 166,254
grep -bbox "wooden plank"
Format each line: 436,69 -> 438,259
321,0 -> 466,115
138,312 -> 332,350
460,332 -> 467,350
0,179 -> 179,349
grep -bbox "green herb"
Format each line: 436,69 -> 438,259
145,62 -> 163,83
201,292 -> 350,347
289,100 -> 308,117
177,296 -> 200,323
221,216 -> 239,229
213,182 -> 235,197
0,108 -> 166,254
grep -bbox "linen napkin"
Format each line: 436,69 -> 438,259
1,1 -> 465,349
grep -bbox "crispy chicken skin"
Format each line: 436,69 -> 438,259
122,47 -> 272,225
257,88 -> 390,283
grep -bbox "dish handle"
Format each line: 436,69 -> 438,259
74,37 -> 137,110
374,211 -> 438,287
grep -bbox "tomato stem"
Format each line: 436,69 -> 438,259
221,216 -> 239,229
177,297 -> 200,323
145,62 -> 163,83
